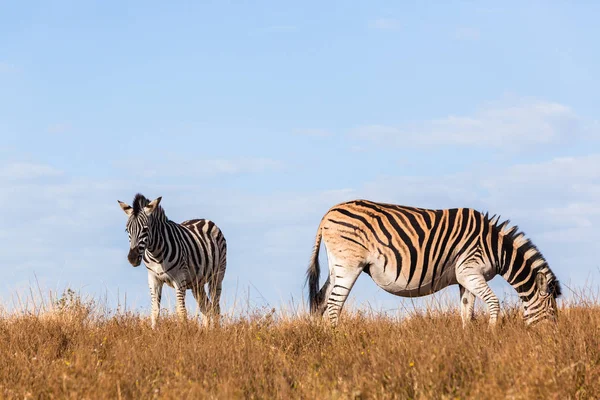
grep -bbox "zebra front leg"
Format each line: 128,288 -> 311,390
175,285 -> 187,323
148,274 -> 163,329
325,260 -> 363,327
459,284 -> 476,328
456,269 -> 500,327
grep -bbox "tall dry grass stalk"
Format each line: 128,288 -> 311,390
0,287 -> 598,399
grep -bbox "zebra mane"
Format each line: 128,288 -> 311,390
132,193 -> 150,217
483,212 -> 562,298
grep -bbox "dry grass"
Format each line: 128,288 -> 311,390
0,290 -> 599,399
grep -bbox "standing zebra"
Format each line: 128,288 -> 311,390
307,200 -> 561,327
118,194 -> 227,328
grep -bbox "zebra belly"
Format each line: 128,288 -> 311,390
145,261 -> 197,290
367,259 -> 458,297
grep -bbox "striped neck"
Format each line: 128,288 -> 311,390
145,208 -> 169,257
498,223 -> 545,299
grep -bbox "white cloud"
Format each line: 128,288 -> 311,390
352,98 -> 588,150
481,154 -> 600,189
542,203 -> 600,228
369,18 -> 400,31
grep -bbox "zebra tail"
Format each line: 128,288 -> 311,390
307,223 -> 323,314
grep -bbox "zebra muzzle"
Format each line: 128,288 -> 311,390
127,249 -> 141,266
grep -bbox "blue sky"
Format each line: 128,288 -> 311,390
1,1 -> 599,315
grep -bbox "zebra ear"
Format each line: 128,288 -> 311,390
144,196 -> 162,216
118,200 -> 133,216
535,272 -> 549,294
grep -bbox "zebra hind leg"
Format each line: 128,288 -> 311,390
459,284 -> 476,328
175,285 -> 188,323
315,275 -> 331,316
192,285 -> 212,327
456,266 -> 500,327
208,267 -> 225,319
325,261 -> 363,327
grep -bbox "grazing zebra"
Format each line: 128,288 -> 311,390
118,194 -> 227,328
307,200 -> 561,327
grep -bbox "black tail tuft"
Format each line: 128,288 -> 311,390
306,226 -> 323,314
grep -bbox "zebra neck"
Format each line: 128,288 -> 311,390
493,220 -> 550,302
499,243 -> 540,302
145,217 -> 172,260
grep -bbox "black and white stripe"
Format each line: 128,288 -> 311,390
307,200 -> 562,326
118,193 -> 227,328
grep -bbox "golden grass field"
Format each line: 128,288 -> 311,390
0,289 -> 598,400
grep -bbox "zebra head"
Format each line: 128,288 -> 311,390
522,270 -> 562,326
117,194 -> 162,267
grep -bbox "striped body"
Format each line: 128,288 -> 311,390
143,218 -> 226,292
307,200 -> 561,326
119,194 -> 226,328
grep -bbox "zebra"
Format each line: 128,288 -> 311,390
118,193 -> 227,328
306,199 -> 561,327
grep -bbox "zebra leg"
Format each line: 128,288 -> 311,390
325,261 -> 363,327
175,285 -> 187,322
456,269 -> 500,327
192,285 -> 212,327
459,284 -> 476,327
208,267 -> 225,317
315,275 -> 331,316
148,274 -> 163,329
